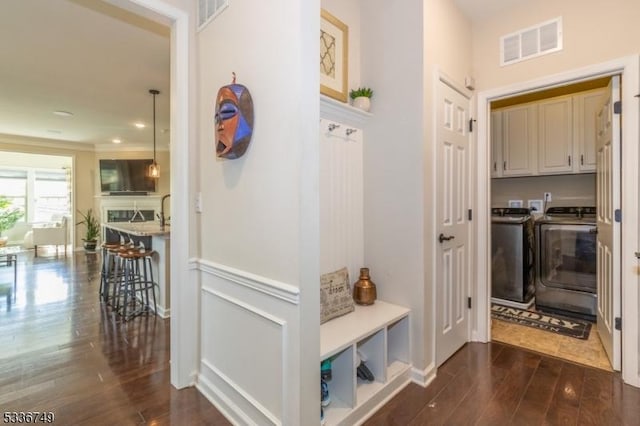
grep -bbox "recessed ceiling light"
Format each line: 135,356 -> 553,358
134,122 -> 146,128
53,110 -> 73,117
112,138 -> 122,144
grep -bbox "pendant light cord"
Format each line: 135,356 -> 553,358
150,89 -> 160,165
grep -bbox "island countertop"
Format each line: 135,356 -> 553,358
102,221 -> 170,237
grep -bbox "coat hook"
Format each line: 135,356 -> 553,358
328,123 -> 340,132
346,128 -> 357,136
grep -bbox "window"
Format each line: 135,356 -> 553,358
0,167 -> 70,223
0,169 -> 27,222
34,170 -> 71,222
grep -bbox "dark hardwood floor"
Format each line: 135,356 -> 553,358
2,250 -> 639,425
0,249 -> 230,425
366,341 -> 640,426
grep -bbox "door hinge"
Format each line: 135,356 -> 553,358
467,297 -> 472,309
469,118 -> 476,132
615,209 -> 622,222
614,101 -> 622,114
468,209 -> 473,221
615,317 -> 622,331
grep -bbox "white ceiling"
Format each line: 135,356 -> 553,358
0,0 -> 170,150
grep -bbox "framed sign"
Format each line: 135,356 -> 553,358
320,9 -> 348,102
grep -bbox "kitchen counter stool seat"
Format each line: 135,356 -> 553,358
115,249 -> 157,321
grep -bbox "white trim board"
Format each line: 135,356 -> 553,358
112,0 -> 195,389
474,55 -> 640,388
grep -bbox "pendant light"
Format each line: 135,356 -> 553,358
147,89 -> 160,179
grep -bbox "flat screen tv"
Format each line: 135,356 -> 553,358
99,159 -> 156,193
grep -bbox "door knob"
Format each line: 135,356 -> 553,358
439,233 -> 455,243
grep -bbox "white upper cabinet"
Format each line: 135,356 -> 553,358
491,88 -> 605,178
573,88 -> 605,172
538,96 -> 573,174
501,103 -> 537,177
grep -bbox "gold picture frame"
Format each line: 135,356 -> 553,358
320,9 -> 348,102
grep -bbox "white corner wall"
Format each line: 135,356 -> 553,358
195,0 -> 319,424
359,0 -> 427,377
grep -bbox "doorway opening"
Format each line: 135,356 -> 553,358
0,151 -> 74,258
475,57 -> 640,388
487,76 -> 614,371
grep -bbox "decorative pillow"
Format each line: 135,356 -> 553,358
320,267 -> 354,324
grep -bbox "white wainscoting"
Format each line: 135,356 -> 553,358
319,118 -> 364,281
195,259 -> 300,426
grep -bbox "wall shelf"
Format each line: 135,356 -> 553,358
320,95 -> 372,127
320,300 -> 411,426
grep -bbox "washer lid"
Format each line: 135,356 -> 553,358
491,207 -> 531,217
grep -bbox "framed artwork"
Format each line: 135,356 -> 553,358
320,9 -> 348,102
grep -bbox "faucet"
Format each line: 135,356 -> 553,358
160,194 -> 170,228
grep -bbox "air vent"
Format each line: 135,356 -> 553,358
500,17 -> 562,66
198,0 -> 229,31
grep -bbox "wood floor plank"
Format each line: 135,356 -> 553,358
474,349 -> 541,425
543,362 -> 585,426
511,356 -> 563,425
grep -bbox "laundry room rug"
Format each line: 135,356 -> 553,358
491,303 -> 592,340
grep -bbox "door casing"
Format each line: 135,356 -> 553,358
472,55 -> 640,387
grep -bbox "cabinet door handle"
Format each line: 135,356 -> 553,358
493,161 -> 497,172
439,233 -> 455,243
503,161 -> 506,171
581,154 -> 584,165
568,155 -> 572,166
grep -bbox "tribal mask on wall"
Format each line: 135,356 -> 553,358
214,75 -> 254,159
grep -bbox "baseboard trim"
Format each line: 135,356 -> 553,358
411,362 -> 436,388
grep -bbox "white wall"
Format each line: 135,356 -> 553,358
492,174 -> 596,208
196,0 -> 319,424
471,0 -> 640,90
360,0 -> 427,374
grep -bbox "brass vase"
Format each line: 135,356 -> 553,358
353,267 -> 377,305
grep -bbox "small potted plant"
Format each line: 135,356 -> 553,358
0,195 -> 24,247
349,87 -> 374,112
77,208 -> 100,251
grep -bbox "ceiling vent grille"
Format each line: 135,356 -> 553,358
500,17 -> 562,66
198,0 -> 229,31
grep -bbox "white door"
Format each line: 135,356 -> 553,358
436,78 -> 471,366
596,75 -> 621,371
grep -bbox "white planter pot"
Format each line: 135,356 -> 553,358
352,96 -> 371,112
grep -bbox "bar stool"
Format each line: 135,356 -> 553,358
110,243 -> 135,310
99,242 -> 121,303
116,248 -> 157,321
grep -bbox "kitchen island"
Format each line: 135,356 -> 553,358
102,222 -> 171,318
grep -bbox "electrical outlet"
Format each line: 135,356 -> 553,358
544,192 -> 552,202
